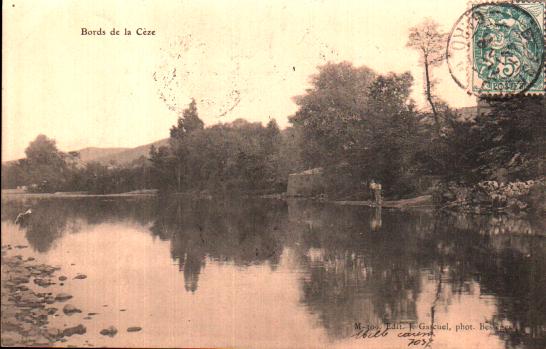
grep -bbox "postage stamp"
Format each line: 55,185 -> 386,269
447,1 -> 545,96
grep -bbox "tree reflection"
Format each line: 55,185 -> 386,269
288,201 -> 425,338
287,200 -> 545,348
2,196 -> 544,348
1,197 -> 159,252
149,196 -> 288,292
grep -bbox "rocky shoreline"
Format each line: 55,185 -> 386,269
434,178 -> 545,215
1,245 -> 142,347
1,245 -> 89,346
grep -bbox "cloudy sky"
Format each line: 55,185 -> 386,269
3,0 -> 476,161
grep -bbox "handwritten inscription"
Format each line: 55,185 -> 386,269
352,325 -> 434,348
352,326 -> 389,339
351,322 -> 490,347
351,321 -> 520,347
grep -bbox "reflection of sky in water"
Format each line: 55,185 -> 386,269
1,196 -> 544,348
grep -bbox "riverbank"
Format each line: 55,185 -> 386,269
332,195 -> 433,209
1,245 -> 86,346
3,189 -> 433,210
434,178 -> 545,215
5,183 -> 542,216
262,192 -> 434,210
1,244 -> 142,347
1,189 -> 158,199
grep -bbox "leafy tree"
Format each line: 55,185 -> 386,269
263,119 -> 281,154
149,145 -> 176,191
453,96 -> 545,183
363,72 -> 422,196
277,126 -> 305,179
417,95 -> 545,188
24,135 -> 70,192
261,119 -> 284,189
289,62 -> 376,168
169,98 -> 205,191
414,105 -> 474,181
477,96 -> 545,182
151,117 -> 291,194
407,19 -> 448,136
25,135 -> 62,164
290,62 -> 423,198
170,98 -> 205,138
2,161 -> 29,189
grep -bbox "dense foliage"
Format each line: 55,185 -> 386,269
2,64 -> 544,203
290,63 -> 425,198
149,116 -> 292,194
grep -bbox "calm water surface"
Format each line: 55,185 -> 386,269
1,195 -> 545,348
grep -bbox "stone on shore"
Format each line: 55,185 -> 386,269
44,295 -> 56,304
34,278 -> 55,287
62,324 -> 86,337
55,293 -> 73,302
127,326 -> 142,332
2,248 -> 85,346
45,327 -> 63,340
30,308 -> 49,320
100,326 -> 118,337
63,304 -> 82,315
12,275 -> 30,285
17,292 -> 44,307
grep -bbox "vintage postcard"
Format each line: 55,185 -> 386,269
2,0 -> 545,348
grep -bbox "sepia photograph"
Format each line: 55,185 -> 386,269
2,0 -> 545,348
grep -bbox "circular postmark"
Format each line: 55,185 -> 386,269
447,2 -> 545,97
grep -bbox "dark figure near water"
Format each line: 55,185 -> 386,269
15,209 -> 32,225
369,180 -> 382,206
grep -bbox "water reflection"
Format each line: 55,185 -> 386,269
1,195 -> 544,348
2,197 -> 158,252
286,200 -> 545,348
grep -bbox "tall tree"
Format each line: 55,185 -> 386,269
364,72 -> 422,196
407,19 -> 447,136
289,62 -> 376,168
261,119 -> 283,189
169,98 -> 205,191
290,63 -> 423,197
25,135 -> 64,165
149,145 -> 176,190
263,119 -> 281,152
24,135 -> 69,192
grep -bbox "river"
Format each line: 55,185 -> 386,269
1,195 -> 545,348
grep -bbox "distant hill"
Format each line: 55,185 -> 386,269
78,138 -> 169,165
77,147 -> 129,163
6,107 -> 478,166
3,139 -> 169,166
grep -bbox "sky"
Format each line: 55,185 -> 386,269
2,0 -> 476,161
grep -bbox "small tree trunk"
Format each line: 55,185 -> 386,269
424,59 -> 441,136
176,164 -> 182,192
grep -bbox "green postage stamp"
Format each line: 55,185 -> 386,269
470,1 -> 545,95
448,1 -> 545,96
